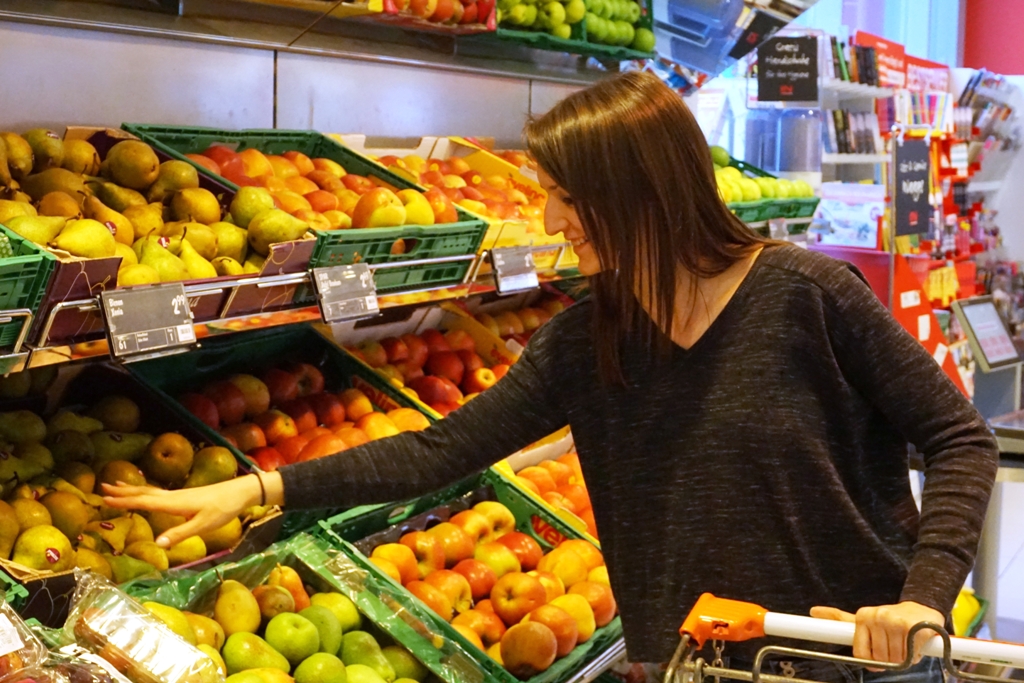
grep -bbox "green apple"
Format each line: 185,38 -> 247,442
632,27 -> 655,52
311,593 -> 363,634
539,0 -> 566,27
565,0 -> 585,22
627,0 -> 640,21
586,13 -> 607,41
265,613 -> 320,668
551,22 -> 572,38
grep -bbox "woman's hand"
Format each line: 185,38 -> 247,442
811,601 -> 945,667
102,474 -> 266,548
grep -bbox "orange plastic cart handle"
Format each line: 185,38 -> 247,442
680,593 -> 768,647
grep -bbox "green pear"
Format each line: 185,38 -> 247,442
125,512 -> 154,545
345,664 -> 388,683
0,410 -> 47,444
222,632 -> 291,676
13,525 -> 75,571
166,535 -> 206,566
4,215 -> 65,246
139,238 -> 189,282
90,431 -> 153,465
125,541 -> 169,571
172,188 -> 221,224
47,410 -> 103,438
295,653 -> 347,683
213,257 -> 244,276
248,209 -> 308,256
17,441 -> 54,471
85,517 -> 133,553
0,199 -> 36,224
380,647 -> 427,683
300,605 -> 343,657
104,140 -> 159,190
341,632 -> 394,682
147,160 -> 200,203
225,673 -> 270,683
310,593 -> 362,633
230,187 -> 276,229
75,547 -> 112,579
11,498 -> 50,530
62,139 -> 101,175
185,446 -> 238,488
52,219 -> 117,258
103,552 -> 157,583
22,168 -> 87,204
87,395 -> 141,433
23,129 -> 64,172
47,429 -> 96,464
215,579 -> 262,636
179,237 -> 218,280
0,500 -> 19,559
57,461 -> 95,494
0,133 -> 33,181
183,223 -> 218,260
83,196 -> 134,246
122,202 -> 164,239
88,181 -> 146,212
211,222 -> 247,262
266,613 -> 320,668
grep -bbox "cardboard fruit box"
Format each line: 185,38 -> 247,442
0,362 -> 281,627
126,323 -> 439,539
31,127 -> 315,350
316,468 -> 624,683
124,532 -> 485,683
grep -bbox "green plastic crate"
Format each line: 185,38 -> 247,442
0,568 -> 28,612
722,157 -> 821,222
123,532 -> 485,683
317,468 -> 624,683
726,199 -> 775,223
0,223 -> 57,350
127,324 -> 436,538
121,125 -> 488,293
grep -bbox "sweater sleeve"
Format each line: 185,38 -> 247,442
822,264 -> 998,615
277,321 -> 569,510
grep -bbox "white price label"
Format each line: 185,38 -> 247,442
901,290 -> 921,309
0,615 -> 24,658
918,314 -> 931,342
934,343 -> 949,367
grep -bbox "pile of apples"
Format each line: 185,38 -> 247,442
475,296 -> 567,346
511,452 -> 597,539
365,151 -> 544,224
392,0 -> 495,26
368,500 -> 615,679
349,329 -> 509,417
177,362 -> 430,472
186,145 -> 463,235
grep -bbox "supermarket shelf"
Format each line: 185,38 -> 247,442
968,180 -> 1004,193
822,79 -> 894,100
574,639 -> 627,683
822,152 -> 890,164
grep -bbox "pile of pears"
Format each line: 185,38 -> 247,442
143,569 -> 439,683
0,372 -> 253,582
0,130 -> 311,288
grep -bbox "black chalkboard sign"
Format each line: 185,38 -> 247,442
101,284 -> 195,359
757,36 -> 819,102
730,11 -> 787,60
312,263 -> 379,323
894,138 -> 931,236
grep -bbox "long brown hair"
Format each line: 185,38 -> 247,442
525,71 -> 766,384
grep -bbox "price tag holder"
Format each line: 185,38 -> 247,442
312,263 -> 379,323
491,247 -> 539,295
100,283 -> 196,360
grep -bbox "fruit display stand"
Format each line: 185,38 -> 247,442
122,125 -> 489,295
717,157 -> 821,236
242,0 -> 384,19
0,568 -> 30,613
0,222 -> 57,372
316,468 -> 625,683
124,532 -> 483,683
126,324 -> 437,538
356,0 -> 498,35
0,362 -> 282,628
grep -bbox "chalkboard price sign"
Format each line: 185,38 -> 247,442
101,283 -> 196,359
312,263 -> 379,323
757,36 -> 819,102
894,138 -> 931,236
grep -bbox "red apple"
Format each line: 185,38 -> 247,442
400,531 -> 446,579
501,622 -> 558,678
280,397 -> 318,433
395,361 -> 424,383
424,570 -> 472,613
474,542 -> 521,580
261,368 -> 300,405
453,559 -> 497,602
430,0 -> 455,21
429,402 -> 461,417
307,393 -> 347,427
463,368 -> 497,394
427,522 -> 475,567
380,337 -> 410,363
202,145 -> 239,168
420,170 -> 446,188
496,532 -> 544,572
492,364 -> 510,381
444,329 -> 476,352
524,604 -> 578,657
341,174 -> 376,194
442,186 -> 465,203
357,340 -> 388,368
421,329 -> 451,354
203,381 -> 246,426
251,446 -> 286,472
490,572 -> 547,626
285,363 -> 325,396
401,334 -> 429,367
453,610 -> 506,648
474,501 -> 516,541
407,376 -> 462,405
179,393 -> 220,430
424,187 -> 458,224
450,510 -> 493,545
456,350 -> 484,374
459,2 -> 479,23
407,580 -> 453,621
352,187 -> 407,229
527,570 -> 566,603
254,409 -> 299,445
426,351 -> 465,386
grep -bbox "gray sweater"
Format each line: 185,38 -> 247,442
281,245 -> 998,663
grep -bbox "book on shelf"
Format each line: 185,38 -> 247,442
822,109 -> 884,155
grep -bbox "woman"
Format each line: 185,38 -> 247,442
105,72 -> 998,681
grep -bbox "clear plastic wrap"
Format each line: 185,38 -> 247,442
62,571 -> 222,683
0,599 -> 49,683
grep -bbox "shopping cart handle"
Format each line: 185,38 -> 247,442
680,593 -> 1024,668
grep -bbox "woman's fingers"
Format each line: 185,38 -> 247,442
155,512 -> 219,549
810,606 -> 855,622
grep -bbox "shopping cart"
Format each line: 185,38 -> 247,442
664,594 -> 1024,683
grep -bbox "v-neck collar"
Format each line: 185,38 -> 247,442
669,247 -> 767,356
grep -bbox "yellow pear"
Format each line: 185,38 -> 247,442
212,257 -> 244,276
83,196 -> 134,245
122,203 -> 164,239
118,264 -> 161,287
52,219 -> 117,258
0,199 -> 35,224
0,133 -> 33,181
210,221 -> 247,261
247,208 -> 308,256
147,160 -> 199,203
172,188 -> 221,225
38,191 -> 83,219
183,223 -> 218,260
178,238 -> 217,280
138,238 -> 188,282
115,242 -> 138,269
5,215 -> 66,246
104,140 -> 159,190
62,139 -> 101,176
